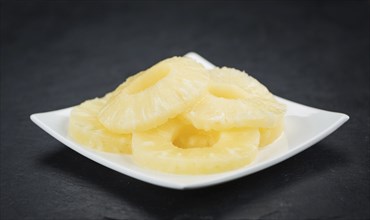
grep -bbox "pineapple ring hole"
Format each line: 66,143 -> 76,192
208,84 -> 246,99
172,125 -> 220,149
125,66 -> 170,94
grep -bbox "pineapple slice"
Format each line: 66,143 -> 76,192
68,96 -> 132,154
132,119 -> 259,174
259,119 -> 284,147
98,57 -> 209,133
183,67 -> 286,131
68,57 -> 286,174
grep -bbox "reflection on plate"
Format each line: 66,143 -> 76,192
30,52 -> 349,190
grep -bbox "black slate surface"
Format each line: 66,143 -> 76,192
1,1 -> 369,220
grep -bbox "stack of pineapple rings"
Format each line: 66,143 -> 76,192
68,57 -> 286,174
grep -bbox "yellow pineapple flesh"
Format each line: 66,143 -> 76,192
68,56 -> 287,175
182,67 -> 286,131
98,57 -> 209,133
68,96 -> 132,154
132,119 -> 259,174
259,119 -> 284,147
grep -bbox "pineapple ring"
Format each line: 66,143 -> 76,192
98,57 -> 209,133
68,95 -> 132,154
183,67 -> 286,131
132,119 -> 259,174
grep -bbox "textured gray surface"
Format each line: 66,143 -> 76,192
1,1 -> 369,219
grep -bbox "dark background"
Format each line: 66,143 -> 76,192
1,1 -> 369,219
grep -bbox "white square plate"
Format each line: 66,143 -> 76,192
30,52 -> 349,190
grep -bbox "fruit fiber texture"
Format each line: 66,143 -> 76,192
182,67 -> 286,131
68,56 -> 286,174
132,119 -> 259,174
68,95 -> 132,154
98,57 -> 209,133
